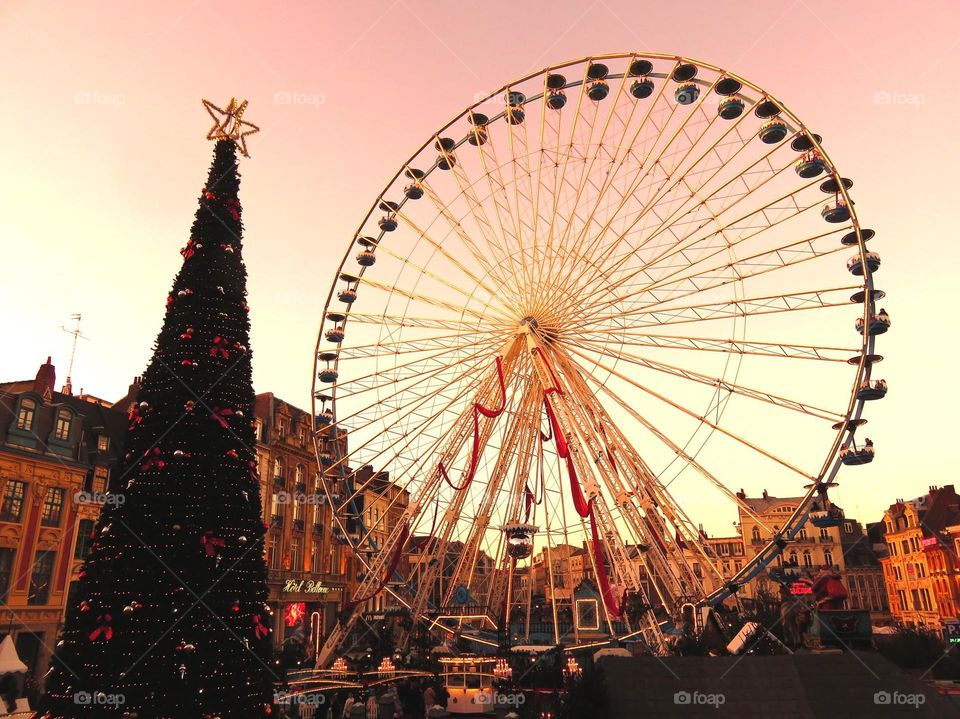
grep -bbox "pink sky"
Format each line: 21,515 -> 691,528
1,0 -> 958,525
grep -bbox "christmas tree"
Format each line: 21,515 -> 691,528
41,100 -> 274,719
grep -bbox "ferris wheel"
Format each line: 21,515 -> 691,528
310,52 -> 886,662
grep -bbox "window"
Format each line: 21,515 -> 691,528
751,527 -> 760,542
293,495 -> 304,521
75,519 -> 95,559
0,549 -> 14,604
54,410 -> 72,441
291,538 -> 301,570
798,528 -> 807,540
16,399 -> 36,431
575,598 -> 600,630
92,466 -> 109,494
28,550 -> 55,605
844,521 -> 853,534
824,550 -> 833,567
819,527 -> 829,539
311,542 -> 322,574
254,420 -> 263,441
277,419 -> 286,440
97,435 -> 110,452
0,481 -> 26,522
734,561 -> 742,572
802,550 -> 812,568
41,488 -> 65,527
273,458 -> 283,479
268,535 -> 280,570
788,551 -> 797,565
295,465 -> 304,486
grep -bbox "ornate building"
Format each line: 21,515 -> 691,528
880,485 -> 960,629
253,393 -> 410,660
0,358 -> 126,686
840,519 -> 891,624
737,489 -> 849,598
253,393 -> 350,660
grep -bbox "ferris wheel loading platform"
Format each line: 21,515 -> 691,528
599,651 -> 959,717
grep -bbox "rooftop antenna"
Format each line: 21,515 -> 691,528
60,313 -> 88,396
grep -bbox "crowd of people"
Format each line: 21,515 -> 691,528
277,677 -> 449,719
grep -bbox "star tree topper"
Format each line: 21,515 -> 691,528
202,97 -> 260,157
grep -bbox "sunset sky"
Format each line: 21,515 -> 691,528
1,0 -> 958,527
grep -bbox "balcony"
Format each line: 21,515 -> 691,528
273,474 -> 286,488
819,536 -> 835,544
271,514 -> 284,529
313,523 -> 324,535
295,482 -> 306,494
292,519 -> 305,532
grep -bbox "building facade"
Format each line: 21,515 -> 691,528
880,485 -> 960,629
254,393 -> 351,660
737,489 -> 848,598
0,358 -> 127,687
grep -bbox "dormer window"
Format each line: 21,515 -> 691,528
54,410 -> 73,441
16,398 -> 37,431
97,435 -> 109,452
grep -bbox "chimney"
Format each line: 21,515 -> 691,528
762,489 -> 769,499
33,357 -> 56,400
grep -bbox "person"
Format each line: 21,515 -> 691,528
422,684 -> 436,718
343,693 -> 356,719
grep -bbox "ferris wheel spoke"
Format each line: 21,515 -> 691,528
335,354 -> 509,508
560,71 -> 722,284
588,285 -> 859,331
331,334 -> 504,399
552,349 -> 777,536
336,328 -> 499,361
544,70 -> 637,281
350,271 -> 512,325
554,343 -> 818,481
390,202 -> 514,305
361,227 -> 514,314
567,330 -> 856,363
341,311 -> 506,333
572,172 -> 828,309
560,336 -> 844,420
577,228 -> 851,321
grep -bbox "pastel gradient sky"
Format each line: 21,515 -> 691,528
1,0 -> 958,526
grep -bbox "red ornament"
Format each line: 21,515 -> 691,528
180,240 -> 197,260
202,531 -> 225,558
141,448 -> 164,472
210,336 -> 230,359
202,187 -> 217,200
210,406 -> 235,429
226,448 -> 239,459
252,614 -> 269,639
89,614 -> 113,641
180,327 -> 194,340
225,198 -> 240,221
184,400 -> 195,411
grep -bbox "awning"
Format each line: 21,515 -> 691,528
0,635 -> 28,675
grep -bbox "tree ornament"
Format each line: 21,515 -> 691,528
180,328 -> 194,340
202,97 -> 260,158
